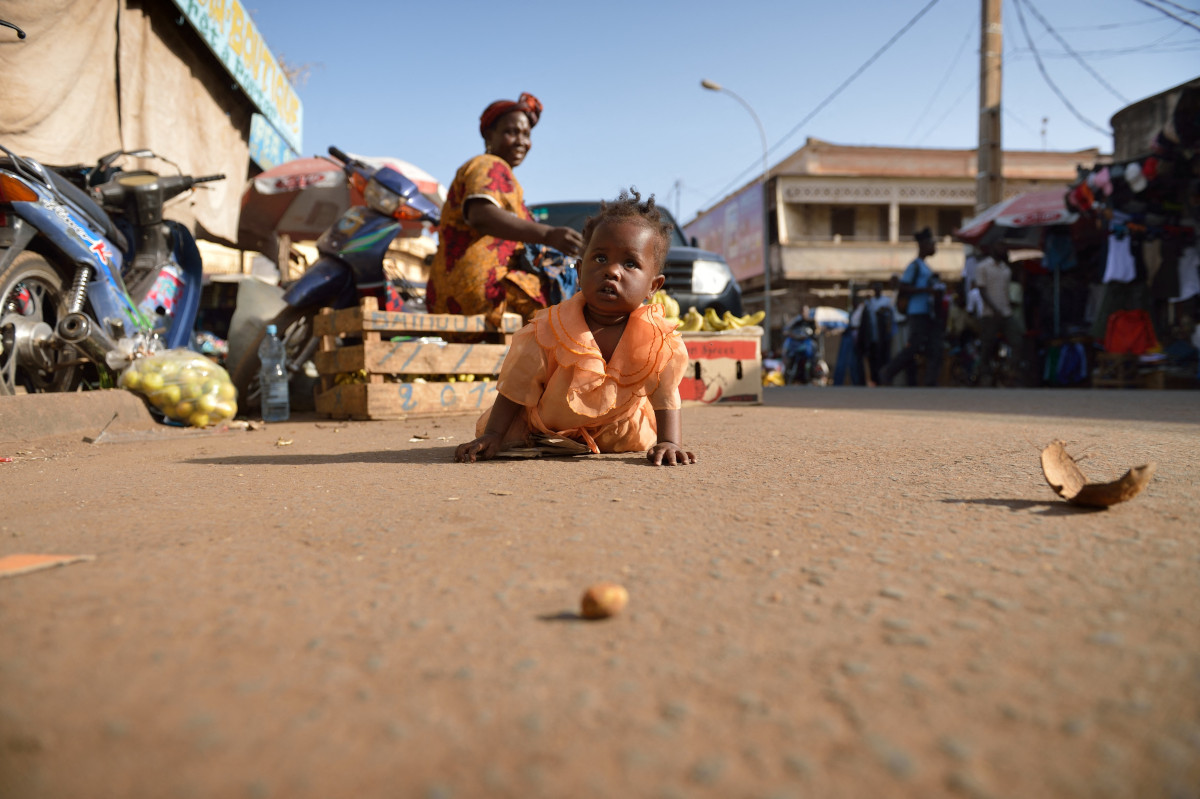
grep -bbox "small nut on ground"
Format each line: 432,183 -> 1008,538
580,582 -> 628,619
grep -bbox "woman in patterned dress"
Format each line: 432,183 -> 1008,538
427,92 -> 583,327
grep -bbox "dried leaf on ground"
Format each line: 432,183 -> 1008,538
1040,440 -> 1155,508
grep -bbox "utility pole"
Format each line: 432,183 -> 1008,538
977,0 -> 1003,214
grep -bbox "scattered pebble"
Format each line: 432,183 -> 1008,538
580,583 -> 628,619
946,769 -> 998,799
661,701 -> 690,722
1062,717 -> 1089,737
783,753 -> 813,777
1087,631 -> 1124,647
938,736 -> 973,761
688,756 -> 726,785
841,661 -> 870,677
868,735 -> 916,778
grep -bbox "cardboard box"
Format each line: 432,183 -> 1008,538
679,327 -> 763,406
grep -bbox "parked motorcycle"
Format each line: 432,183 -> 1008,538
947,331 -> 1023,388
0,146 -> 224,393
226,146 -> 441,409
782,314 -> 831,385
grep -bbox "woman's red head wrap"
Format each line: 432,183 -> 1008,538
479,92 -> 543,137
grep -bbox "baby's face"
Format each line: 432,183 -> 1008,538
578,219 -> 665,317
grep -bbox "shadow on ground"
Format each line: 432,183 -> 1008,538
763,385 -> 1200,425
941,497 -> 1107,516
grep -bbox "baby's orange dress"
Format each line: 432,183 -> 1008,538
476,293 -> 689,453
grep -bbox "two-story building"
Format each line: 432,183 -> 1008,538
685,138 -> 1101,344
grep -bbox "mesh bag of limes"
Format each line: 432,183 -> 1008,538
119,349 -> 238,427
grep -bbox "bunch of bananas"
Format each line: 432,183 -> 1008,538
677,307 -> 765,332
678,307 -> 704,331
650,290 -> 680,321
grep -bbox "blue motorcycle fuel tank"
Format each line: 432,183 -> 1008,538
4,190 -> 152,338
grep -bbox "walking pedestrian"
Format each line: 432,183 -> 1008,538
878,228 -> 944,386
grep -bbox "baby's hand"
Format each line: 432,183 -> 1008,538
455,432 -> 503,463
647,442 -> 696,466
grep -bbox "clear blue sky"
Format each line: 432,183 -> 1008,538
248,0 -> 1199,225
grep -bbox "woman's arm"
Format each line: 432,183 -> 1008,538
648,408 -> 696,466
455,393 -> 525,463
465,200 -> 583,255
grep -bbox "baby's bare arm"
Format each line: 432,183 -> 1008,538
648,408 -> 696,466
455,394 -> 524,463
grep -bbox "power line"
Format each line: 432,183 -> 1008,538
699,0 -> 942,212
1131,0 -> 1200,32
915,76 -> 975,146
1003,107 -> 1042,138
1058,16 -> 1183,30
1009,19 -> 1200,58
1011,0 -> 1112,136
1022,0 -> 1129,102
1151,0 -> 1200,17
904,19 -> 975,143
1010,40 -> 1200,58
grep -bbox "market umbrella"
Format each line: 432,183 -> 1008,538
955,189 -> 1079,338
954,189 -> 1077,246
237,154 -> 445,251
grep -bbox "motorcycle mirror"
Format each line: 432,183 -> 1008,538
0,20 -> 26,39
98,149 -> 155,171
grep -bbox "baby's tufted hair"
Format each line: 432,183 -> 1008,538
581,188 -> 673,273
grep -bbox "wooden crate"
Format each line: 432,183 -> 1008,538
312,297 -> 520,419
679,327 -> 763,406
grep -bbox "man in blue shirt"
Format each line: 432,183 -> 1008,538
878,227 -> 944,386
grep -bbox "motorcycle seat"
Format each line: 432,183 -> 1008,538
44,168 -> 128,253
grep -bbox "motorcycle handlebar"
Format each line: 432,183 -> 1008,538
193,174 -> 225,184
328,146 -> 351,164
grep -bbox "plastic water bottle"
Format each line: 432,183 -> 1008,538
258,324 -> 290,422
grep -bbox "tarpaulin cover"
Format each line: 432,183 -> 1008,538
954,190 -> 1078,246
237,154 -> 446,250
0,0 -> 248,242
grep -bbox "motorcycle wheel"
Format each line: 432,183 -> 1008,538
0,251 -> 79,395
994,357 -> 1021,388
812,359 -> 831,387
226,305 -> 319,414
948,352 -> 977,387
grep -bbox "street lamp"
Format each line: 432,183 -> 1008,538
701,78 -> 772,354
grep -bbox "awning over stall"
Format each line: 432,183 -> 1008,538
955,190 -> 1077,246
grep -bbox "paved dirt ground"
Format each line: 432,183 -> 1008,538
1,387 -> 1198,799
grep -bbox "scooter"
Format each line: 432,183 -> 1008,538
0,146 -> 223,394
782,314 -> 830,385
226,146 -> 441,408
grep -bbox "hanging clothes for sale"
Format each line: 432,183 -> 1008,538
1173,245 -> 1199,302
1104,309 -> 1160,355
1102,225 -> 1137,283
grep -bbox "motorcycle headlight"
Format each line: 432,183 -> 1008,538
364,179 -> 401,216
691,259 -> 732,295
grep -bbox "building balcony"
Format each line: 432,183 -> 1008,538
777,238 -> 964,282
